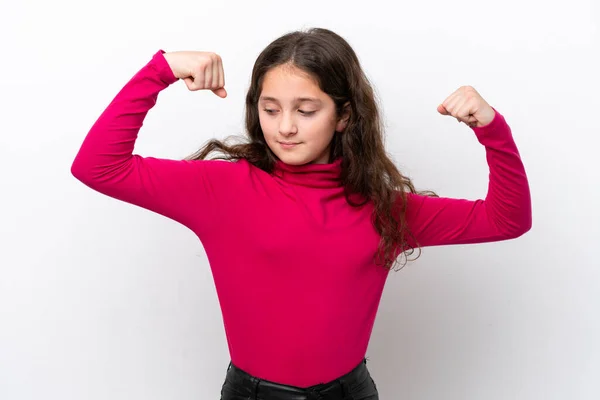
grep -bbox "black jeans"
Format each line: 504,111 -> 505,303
220,358 -> 379,400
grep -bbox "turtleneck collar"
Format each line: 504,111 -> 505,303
273,158 -> 343,188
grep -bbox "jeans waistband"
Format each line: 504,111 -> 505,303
221,358 -> 376,400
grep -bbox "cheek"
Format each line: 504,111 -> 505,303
258,115 -> 274,136
305,115 -> 336,135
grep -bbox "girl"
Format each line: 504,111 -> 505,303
71,28 -> 532,400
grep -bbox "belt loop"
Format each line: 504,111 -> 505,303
338,376 -> 354,400
338,378 -> 346,398
250,376 -> 260,400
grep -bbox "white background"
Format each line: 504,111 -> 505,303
1,0 -> 599,399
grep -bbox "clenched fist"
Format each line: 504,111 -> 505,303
163,51 -> 227,98
437,86 -> 495,128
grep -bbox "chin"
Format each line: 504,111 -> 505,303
276,153 -> 312,166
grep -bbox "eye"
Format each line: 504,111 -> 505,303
263,108 -> 278,114
298,110 -> 316,116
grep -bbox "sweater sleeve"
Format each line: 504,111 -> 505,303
403,109 -> 532,248
70,50 -> 244,237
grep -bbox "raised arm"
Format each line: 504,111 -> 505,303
404,87 -> 532,247
71,50 -> 242,236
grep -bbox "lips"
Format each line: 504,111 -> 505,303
278,141 -> 301,148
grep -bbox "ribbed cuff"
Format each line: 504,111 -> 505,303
149,49 -> 179,85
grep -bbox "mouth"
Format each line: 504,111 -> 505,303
278,141 -> 301,148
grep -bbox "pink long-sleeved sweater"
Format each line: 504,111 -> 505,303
71,50 -> 532,387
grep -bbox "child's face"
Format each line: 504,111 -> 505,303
258,65 -> 348,165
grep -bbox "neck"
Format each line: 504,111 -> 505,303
273,158 -> 343,188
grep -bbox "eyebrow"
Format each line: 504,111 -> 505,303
259,96 -> 322,104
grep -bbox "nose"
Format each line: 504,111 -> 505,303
278,111 -> 298,136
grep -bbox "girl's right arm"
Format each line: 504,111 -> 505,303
71,50 -> 242,236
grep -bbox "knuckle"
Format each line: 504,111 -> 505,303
200,53 -> 213,62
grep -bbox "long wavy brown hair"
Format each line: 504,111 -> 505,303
186,27 -> 437,271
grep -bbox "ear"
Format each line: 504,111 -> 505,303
335,101 -> 351,132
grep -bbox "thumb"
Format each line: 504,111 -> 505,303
212,87 -> 227,98
183,77 -> 200,91
437,104 -> 449,115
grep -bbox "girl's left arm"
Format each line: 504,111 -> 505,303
404,108 -> 532,247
